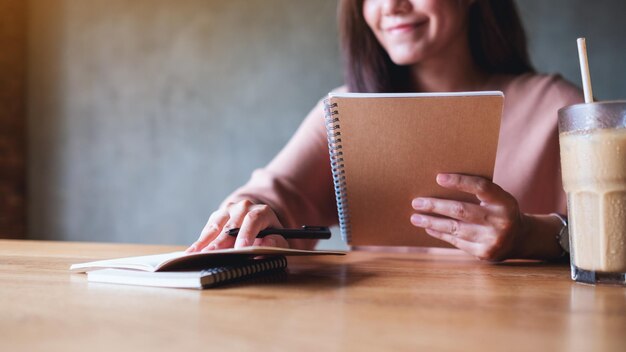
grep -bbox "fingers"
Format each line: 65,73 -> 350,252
208,200 -> 253,250
412,197 -> 488,224
411,208 -> 506,260
410,174 -> 523,262
436,173 -> 510,205
423,228 -> 490,259
187,200 -> 287,253
411,213 -> 485,242
255,234 -> 289,248
186,209 -> 229,252
411,196 -> 489,243
234,204 -> 282,249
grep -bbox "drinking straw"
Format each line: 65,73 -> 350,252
577,38 -> 594,103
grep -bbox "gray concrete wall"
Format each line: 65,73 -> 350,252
27,0 -> 626,246
519,0 -> 626,100
27,0 -> 343,244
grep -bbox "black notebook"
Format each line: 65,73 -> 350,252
86,256 -> 288,289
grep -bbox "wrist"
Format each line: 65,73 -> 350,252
514,214 -> 565,260
509,213 -> 533,259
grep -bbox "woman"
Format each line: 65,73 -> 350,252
186,0 -> 582,261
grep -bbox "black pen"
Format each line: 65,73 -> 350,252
227,226 -> 331,240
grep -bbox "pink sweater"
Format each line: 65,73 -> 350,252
223,73 -> 583,230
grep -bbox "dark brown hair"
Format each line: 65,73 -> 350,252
338,0 -> 534,93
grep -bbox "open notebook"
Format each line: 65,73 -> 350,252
70,246 -> 345,272
324,91 -> 504,248
85,256 -> 289,289
71,247 -> 345,289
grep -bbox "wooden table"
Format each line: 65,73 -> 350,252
1,240 -> 625,352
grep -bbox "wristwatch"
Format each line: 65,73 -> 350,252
550,213 -> 569,256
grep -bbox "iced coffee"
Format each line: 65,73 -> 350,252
558,101 -> 626,285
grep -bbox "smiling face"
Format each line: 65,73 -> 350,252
362,0 -> 472,65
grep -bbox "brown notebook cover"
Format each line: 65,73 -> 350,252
324,92 -> 504,248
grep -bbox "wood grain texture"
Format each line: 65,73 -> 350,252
0,0 -> 26,239
1,240 -> 625,352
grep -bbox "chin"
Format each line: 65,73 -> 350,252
388,53 -> 422,66
385,46 -> 425,66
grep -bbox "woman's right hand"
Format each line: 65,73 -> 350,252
185,199 -> 289,253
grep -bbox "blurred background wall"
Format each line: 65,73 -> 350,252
0,0 -> 26,239
519,0 -> 626,101
2,0 -> 623,246
26,0 -> 343,245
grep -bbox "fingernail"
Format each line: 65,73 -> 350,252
411,214 -> 424,226
412,198 -> 425,209
437,174 -> 450,183
207,244 -> 216,250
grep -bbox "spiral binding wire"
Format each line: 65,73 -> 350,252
323,98 -> 351,244
201,256 -> 287,288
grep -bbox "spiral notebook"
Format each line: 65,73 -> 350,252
70,246 -> 344,272
86,256 -> 288,289
324,91 -> 504,247
71,247 -> 344,289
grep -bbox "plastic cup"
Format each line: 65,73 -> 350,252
558,101 -> 626,285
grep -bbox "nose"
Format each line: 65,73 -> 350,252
381,0 -> 413,16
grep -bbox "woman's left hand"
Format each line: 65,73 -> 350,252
410,173 -> 527,261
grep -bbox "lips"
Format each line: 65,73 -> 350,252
385,20 -> 428,34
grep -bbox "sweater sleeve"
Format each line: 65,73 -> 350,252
221,99 -> 338,228
494,73 -> 584,215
